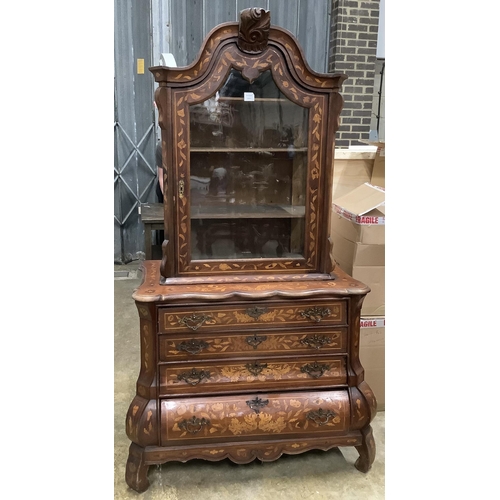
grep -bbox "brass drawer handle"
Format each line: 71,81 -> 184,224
245,361 -> 268,376
300,334 -> 333,350
246,396 -> 269,414
306,408 -> 336,426
245,306 -> 269,320
300,361 -> 330,379
177,339 -> 209,355
245,333 -> 268,349
299,306 -> 331,323
177,367 -> 211,386
179,313 -> 213,331
178,416 -> 210,434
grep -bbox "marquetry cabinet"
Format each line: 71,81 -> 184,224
126,8 -> 377,492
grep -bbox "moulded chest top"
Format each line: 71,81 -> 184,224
132,261 -> 370,303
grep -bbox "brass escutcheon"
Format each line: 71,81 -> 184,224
299,306 -> 331,323
245,333 -> 268,349
306,408 -> 336,426
177,339 -> 209,355
246,396 -> 269,414
179,313 -> 212,331
177,367 -> 211,386
245,361 -> 268,376
300,361 -> 330,379
245,306 -> 269,320
300,334 -> 333,350
178,416 -> 210,434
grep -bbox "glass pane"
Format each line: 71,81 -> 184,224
189,69 -> 308,260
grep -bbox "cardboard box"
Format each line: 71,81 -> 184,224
359,318 -> 385,410
358,140 -> 385,188
329,235 -> 385,268
331,231 -> 385,316
332,147 -> 386,408
331,209 -> 385,245
331,183 -> 385,316
352,265 -> 384,316
332,182 -> 385,220
333,149 -> 376,199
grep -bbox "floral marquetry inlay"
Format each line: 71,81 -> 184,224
163,393 -> 348,442
133,261 -> 370,302
161,359 -> 345,392
160,302 -> 345,332
171,44 -> 326,275
162,330 -> 344,359
125,10 -> 376,493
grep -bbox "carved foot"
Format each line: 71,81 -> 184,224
354,425 -> 376,473
126,443 -> 150,493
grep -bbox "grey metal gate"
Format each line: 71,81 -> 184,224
115,0 -> 332,263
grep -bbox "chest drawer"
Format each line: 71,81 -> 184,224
158,356 -> 346,397
157,299 -> 347,334
159,328 -> 347,361
160,390 -> 350,445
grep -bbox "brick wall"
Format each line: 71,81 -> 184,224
329,0 -> 381,147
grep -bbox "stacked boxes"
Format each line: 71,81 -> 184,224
331,183 -> 385,316
331,144 -> 385,408
359,318 -> 385,411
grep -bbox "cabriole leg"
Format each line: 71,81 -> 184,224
354,424 -> 376,473
125,443 -> 150,492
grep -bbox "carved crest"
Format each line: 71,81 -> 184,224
237,7 -> 270,54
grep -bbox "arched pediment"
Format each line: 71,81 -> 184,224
150,8 -> 346,93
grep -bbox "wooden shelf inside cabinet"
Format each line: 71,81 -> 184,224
190,204 -> 305,219
190,147 -> 308,153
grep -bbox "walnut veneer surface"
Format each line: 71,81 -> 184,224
126,261 -> 377,492
125,8 -> 377,492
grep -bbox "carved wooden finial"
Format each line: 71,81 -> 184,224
237,7 -> 270,54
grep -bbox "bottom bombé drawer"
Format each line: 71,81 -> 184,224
160,390 -> 350,446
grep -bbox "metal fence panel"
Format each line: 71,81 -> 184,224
268,0 -> 299,35
114,0 -> 156,263
167,0 -> 329,71
203,0 -> 238,38
297,0 -> 331,74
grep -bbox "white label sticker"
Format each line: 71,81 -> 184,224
244,92 -> 255,102
360,317 -> 385,328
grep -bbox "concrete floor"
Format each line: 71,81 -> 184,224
114,262 -> 385,499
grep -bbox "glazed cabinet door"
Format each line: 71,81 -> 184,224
170,45 -> 328,276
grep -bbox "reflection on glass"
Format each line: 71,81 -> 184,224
189,70 -> 308,260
